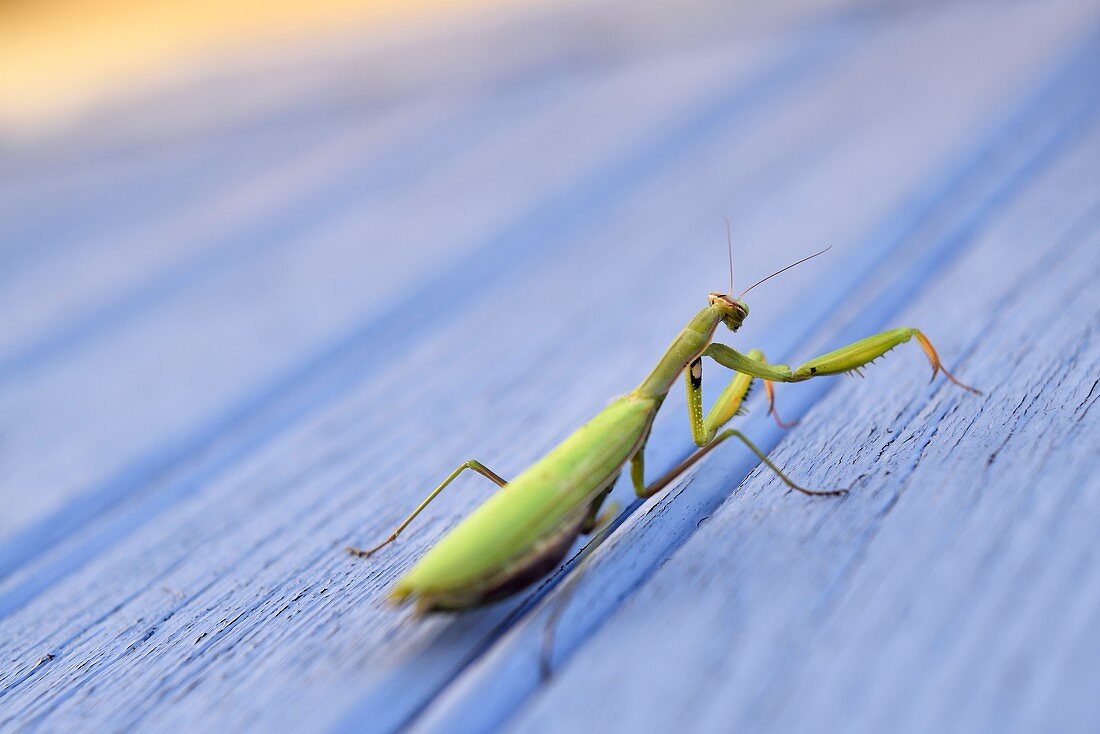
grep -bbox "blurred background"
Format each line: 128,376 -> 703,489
3,0 -> 1099,731
0,0 -> 507,133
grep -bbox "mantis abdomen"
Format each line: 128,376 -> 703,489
390,395 -> 656,611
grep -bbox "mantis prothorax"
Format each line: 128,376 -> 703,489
349,237 -> 980,614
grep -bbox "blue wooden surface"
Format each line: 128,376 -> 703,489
2,1 -> 1099,732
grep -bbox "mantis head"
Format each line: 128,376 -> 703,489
710,243 -> 832,332
708,292 -> 749,331
715,217 -> 827,332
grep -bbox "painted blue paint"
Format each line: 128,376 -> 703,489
0,51 -> 583,284
0,22 -> 855,614
0,67 -> 581,381
0,133 -> 324,280
489,150 -> 1100,734
353,21 -> 1100,734
3,2 -> 1099,732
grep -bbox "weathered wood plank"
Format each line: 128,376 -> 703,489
0,100 -> 444,358
0,13 -> 861,727
501,149 -> 1100,732
0,26 -> 781,567
1,1 -> 1097,732
0,0 -> 840,655
419,34 -> 1100,734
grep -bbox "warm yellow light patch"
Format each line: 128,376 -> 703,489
0,0 -> 517,133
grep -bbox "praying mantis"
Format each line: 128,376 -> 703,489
349,237 -> 980,614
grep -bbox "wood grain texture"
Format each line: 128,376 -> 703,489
1,0 -> 1098,732
491,97 -> 1100,734
408,14 -> 1100,734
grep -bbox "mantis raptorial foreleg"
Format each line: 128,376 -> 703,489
347,460 -> 507,558
684,348 -> 794,443
686,348 -> 759,446
704,327 -> 981,394
627,350 -> 844,499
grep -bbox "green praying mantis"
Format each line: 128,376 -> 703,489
349,235 -> 980,614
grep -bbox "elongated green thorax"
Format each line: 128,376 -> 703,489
636,303 -> 725,398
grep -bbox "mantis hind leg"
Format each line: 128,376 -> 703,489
541,499 -> 621,679
543,429 -> 841,676
347,460 -> 507,559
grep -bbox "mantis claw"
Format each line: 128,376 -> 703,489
348,540 -> 392,559
792,484 -> 848,497
914,330 -> 982,395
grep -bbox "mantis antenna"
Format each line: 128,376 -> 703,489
739,245 -> 832,298
724,217 -> 734,295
